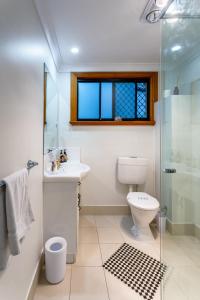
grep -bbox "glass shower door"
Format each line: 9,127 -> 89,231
161,1 -> 200,299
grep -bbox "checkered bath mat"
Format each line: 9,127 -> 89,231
103,243 -> 167,300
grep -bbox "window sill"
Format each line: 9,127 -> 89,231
70,120 -> 155,126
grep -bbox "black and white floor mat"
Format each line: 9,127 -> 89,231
103,243 -> 167,300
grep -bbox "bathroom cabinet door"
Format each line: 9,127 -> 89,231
44,182 -> 79,263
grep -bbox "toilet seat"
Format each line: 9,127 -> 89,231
127,192 -> 159,211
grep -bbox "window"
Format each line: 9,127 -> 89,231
70,72 -> 158,125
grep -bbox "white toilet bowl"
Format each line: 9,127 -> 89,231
127,192 -> 159,240
117,156 -> 159,240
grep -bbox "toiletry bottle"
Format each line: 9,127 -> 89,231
63,149 -> 68,162
51,161 -> 56,172
56,159 -> 61,170
60,150 -> 65,163
60,150 -> 63,163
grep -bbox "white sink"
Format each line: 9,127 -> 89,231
44,162 -> 90,183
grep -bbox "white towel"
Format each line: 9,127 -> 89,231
3,168 -> 34,255
0,188 -> 10,270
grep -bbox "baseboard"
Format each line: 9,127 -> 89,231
80,205 -> 131,215
67,253 -> 75,264
26,252 -> 44,300
166,219 -> 195,236
194,224 -> 200,240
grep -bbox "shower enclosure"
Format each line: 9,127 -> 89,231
161,0 -> 200,299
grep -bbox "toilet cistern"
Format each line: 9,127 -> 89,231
118,156 -> 148,192
117,156 -> 159,240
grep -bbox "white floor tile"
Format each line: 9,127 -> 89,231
162,234 -> 200,299
100,243 -> 122,263
119,224 -> 160,259
33,265 -> 71,300
75,243 -> 102,266
79,228 -> 99,243
161,238 -> 194,267
120,222 -> 159,245
170,266 -> 200,300
94,215 -> 116,227
172,236 -> 200,266
70,267 -> 109,300
112,215 -> 133,229
97,228 -> 124,243
105,269 -> 153,300
79,215 -> 96,228
163,271 -> 188,300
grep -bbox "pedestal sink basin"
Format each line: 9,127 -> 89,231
44,162 -> 90,183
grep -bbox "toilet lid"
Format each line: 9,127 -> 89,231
127,192 -> 159,211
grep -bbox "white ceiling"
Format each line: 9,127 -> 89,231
35,0 -> 161,71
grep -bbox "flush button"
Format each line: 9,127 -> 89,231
139,197 -> 148,200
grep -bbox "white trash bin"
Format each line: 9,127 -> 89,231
45,237 -> 67,284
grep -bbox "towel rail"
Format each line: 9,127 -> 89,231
0,160 -> 39,189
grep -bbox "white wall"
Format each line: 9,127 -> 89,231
58,73 -> 157,206
0,0 -> 57,299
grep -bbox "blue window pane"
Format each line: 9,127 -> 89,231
137,83 -> 147,119
101,83 -> 113,119
78,82 -> 100,119
115,83 -> 135,119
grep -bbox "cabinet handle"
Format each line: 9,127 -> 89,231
78,193 -> 81,210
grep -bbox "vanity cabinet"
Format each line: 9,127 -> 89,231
44,181 -> 80,263
43,157 -> 90,263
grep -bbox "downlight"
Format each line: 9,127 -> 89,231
171,45 -> 182,52
70,47 -> 79,54
141,0 -> 175,23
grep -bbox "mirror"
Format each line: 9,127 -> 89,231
43,64 -> 58,153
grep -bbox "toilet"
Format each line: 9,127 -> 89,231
117,156 -> 159,240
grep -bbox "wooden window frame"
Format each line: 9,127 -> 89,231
70,72 -> 158,126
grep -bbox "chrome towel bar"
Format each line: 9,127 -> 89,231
0,160 -> 39,189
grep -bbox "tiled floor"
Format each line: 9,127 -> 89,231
162,234 -> 200,300
33,215 -> 200,300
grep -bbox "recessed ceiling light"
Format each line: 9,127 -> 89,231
70,47 -> 79,54
166,18 -> 178,23
171,45 -> 182,52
